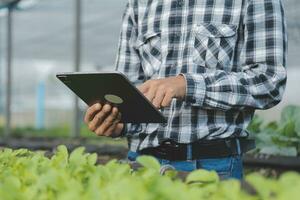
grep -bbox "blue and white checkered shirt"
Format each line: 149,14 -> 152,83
115,0 -> 287,152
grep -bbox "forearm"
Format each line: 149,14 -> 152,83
181,63 -> 287,111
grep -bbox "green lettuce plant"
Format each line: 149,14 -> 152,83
248,105 -> 300,156
1,146 -> 300,200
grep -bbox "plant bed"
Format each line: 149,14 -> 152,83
0,136 -> 128,158
0,146 -> 299,200
243,153 -> 300,172
2,136 -> 300,174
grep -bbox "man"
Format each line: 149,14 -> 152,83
84,0 -> 287,179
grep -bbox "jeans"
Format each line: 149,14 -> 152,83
127,149 -> 243,180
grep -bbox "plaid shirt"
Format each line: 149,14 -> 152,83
115,0 -> 287,152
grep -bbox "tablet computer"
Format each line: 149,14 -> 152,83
56,71 -> 167,123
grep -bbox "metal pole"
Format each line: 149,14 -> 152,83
72,0 -> 82,138
4,7 -> 13,139
36,80 -> 45,129
0,11 -> 3,116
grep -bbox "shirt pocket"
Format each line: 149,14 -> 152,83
135,32 -> 162,78
192,23 -> 237,70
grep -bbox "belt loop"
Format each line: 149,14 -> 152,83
187,144 -> 193,161
235,138 -> 242,156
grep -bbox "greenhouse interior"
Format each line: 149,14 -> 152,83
0,0 -> 300,199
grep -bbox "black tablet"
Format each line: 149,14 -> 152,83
56,71 -> 167,123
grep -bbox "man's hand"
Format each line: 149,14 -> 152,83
84,103 -> 124,137
138,75 -> 186,108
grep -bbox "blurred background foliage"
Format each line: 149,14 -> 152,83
0,0 -> 299,149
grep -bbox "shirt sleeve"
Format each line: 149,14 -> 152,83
182,0 -> 287,111
115,1 -> 146,137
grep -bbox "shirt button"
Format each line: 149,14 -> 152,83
177,0 -> 184,7
211,28 -> 218,35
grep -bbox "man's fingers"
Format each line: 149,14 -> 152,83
103,119 -> 120,137
84,103 -> 102,123
96,114 -> 120,137
161,92 -> 173,107
152,88 -> 166,108
88,104 -> 112,132
105,113 -> 123,136
144,84 -> 158,103
100,107 -> 120,134
137,83 -> 149,94
103,120 -> 124,137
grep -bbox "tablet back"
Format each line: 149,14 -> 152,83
57,72 -> 166,123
